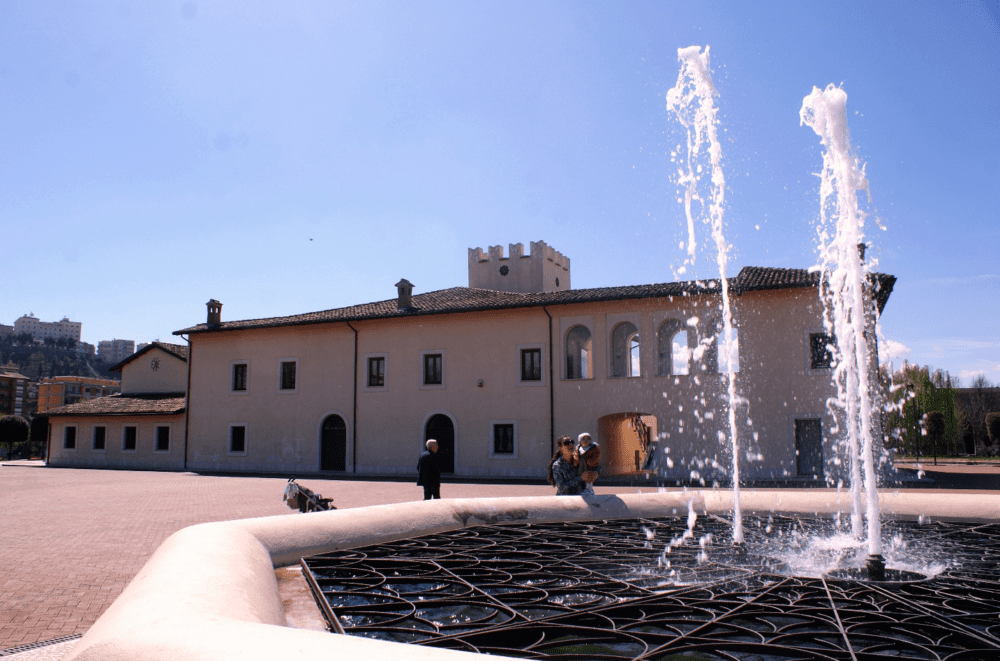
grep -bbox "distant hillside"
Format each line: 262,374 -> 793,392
0,341 -> 119,381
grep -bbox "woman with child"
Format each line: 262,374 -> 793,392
547,433 -> 601,496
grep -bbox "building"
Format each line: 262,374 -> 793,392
45,343 -> 187,469
98,339 -> 136,364
0,365 -> 33,417
13,314 -> 82,343
37,376 -> 121,413
46,240 -> 894,482
175,241 -> 893,481
0,324 -> 12,340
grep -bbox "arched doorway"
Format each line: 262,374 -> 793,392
424,414 -> 455,474
320,415 -> 347,471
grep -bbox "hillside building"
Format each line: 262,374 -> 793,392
98,339 -> 136,365
13,314 -> 81,343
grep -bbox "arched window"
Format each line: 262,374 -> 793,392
565,326 -> 592,379
611,322 -> 639,377
716,328 -> 740,374
657,319 -> 691,376
629,333 -> 641,377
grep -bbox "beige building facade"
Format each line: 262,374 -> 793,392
171,241 -> 894,484
45,343 -> 187,469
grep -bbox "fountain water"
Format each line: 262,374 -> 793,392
666,45 -> 743,544
800,84 -> 884,577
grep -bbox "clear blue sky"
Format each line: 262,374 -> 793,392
2,1 -> 997,384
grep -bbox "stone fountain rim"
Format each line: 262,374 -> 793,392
63,490 -> 1000,661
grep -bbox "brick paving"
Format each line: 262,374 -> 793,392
3,462 -> 996,654
0,464 -> 618,651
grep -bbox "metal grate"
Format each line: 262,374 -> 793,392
302,516 -> 1000,659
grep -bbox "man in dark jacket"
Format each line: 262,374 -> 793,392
417,439 -> 441,500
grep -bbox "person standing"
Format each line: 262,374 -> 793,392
417,439 -> 441,500
576,433 -> 601,496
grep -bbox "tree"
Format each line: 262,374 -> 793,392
0,415 -> 30,460
957,375 -> 1000,455
887,363 -> 959,457
923,411 -> 945,465
987,412 -> 1000,457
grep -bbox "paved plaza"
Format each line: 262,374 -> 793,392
0,464 -> 634,652
1,462 -> 996,655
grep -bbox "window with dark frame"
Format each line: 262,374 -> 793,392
520,348 -> 542,381
63,427 -> 76,450
280,361 -> 296,390
232,363 -> 248,391
810,333 -> 836,369
155,426 -> 170,451
123,426 -> 137,451
423,353 -> 442,385
93,426 -> 106,450
230,426 -> 246,453
368,357 -> 385,387
493,424 -> 514,455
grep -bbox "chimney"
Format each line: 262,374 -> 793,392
395,279 -> 414,310
206,299 -> 223,328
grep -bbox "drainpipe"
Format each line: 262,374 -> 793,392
345,321 -> 358,473
45,416 -> 51,464
543,306 -> 554,457
181,334 -> 191,471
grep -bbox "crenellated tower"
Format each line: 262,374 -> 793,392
468,240 -> 570,294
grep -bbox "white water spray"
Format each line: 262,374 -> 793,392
666,45 -> 742,544
800,85 -> 881,557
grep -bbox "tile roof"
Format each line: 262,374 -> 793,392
44,393 -> 186,417
733,266 -> 896,313
173,266 -> 896,335
109,342 -> 188,372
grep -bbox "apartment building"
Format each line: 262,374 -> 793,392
37,376 -> 120,413
98,339 -> 136,364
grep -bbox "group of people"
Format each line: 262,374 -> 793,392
546,433 -> 601,496
415,433 -> 602,500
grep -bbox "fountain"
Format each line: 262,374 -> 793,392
800,83 -> 884,580
288,49 -> 1000,658
665,45 -> 743,545
62,46 -> 1000,661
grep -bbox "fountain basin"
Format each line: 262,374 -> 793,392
63,490 -> 1000,661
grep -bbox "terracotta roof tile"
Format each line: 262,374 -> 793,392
732,266 -> 896,313
173,266 -> 896,335
45,393 -> 186,417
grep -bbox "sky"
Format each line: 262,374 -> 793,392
2,1 -> 997,384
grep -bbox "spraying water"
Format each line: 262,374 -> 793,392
800,85 -> 881,557
666,45 -> 742,544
